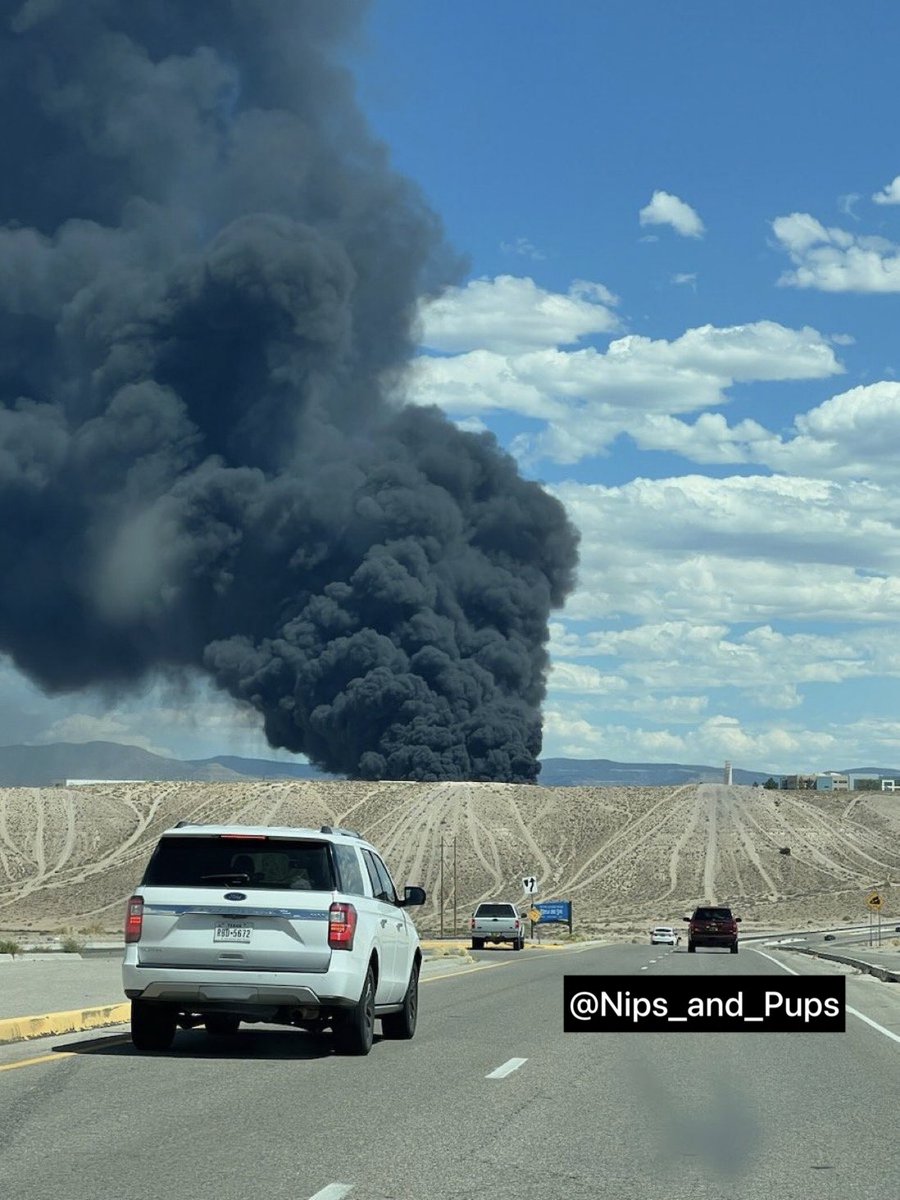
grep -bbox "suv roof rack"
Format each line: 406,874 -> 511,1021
320,825 -> 363,839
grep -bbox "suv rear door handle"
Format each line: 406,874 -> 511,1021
380,918 -> 387,927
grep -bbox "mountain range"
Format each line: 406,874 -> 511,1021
0,740 -> 893,788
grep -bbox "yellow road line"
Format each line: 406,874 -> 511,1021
0,1051 -> 75,1074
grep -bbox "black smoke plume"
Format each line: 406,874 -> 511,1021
0,0 -> 578,782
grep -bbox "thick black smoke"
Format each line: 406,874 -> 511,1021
0,0 -> 579,782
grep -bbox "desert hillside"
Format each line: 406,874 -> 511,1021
0,780 -> 898,934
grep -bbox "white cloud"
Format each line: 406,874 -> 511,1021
872,176 -> 900,205
550,473 -> 900,628
411,314 -> 841,464
671,272 -> 697,289
644,380 -> 900,481
499,236 -> 546,261
639,190 -> 705,239
416,275 -> 618,355
34,714 -> 173,757
549,661 -> 629,693
773,212 -> 900,292
541,707 -> 837,772
744,684 -> 803,711
838,193 -> 861,220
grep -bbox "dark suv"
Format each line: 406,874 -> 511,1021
684,906 -> 741,953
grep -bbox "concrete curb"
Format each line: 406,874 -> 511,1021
779,945 -> 900,983
0,1003 -> 130,1046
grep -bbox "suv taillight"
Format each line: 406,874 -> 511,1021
329,902 -> 357,950
514,919 -> 520,930
124,895 -> 143,944
470,918 -> 475,930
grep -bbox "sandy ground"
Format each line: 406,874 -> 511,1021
0,780 -> 898,936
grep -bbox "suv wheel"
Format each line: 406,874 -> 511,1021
334,967 -> 375,1056
730,942 -> 739,954
381,960 -> 419,1040
471,938 -> 484,950
687,941 -> 696,953
205,1014 -> 241,1037
131,1000 -> 176,1052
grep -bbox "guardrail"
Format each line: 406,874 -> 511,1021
777,945 -> 899,984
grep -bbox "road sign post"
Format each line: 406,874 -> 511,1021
867,890 -> 884,946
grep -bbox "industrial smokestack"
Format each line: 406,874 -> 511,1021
0,1 -> 578,782
724,761 -> 733,785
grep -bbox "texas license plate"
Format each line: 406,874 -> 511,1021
214,922 -> 253,943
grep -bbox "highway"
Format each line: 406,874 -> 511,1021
1,942 -> 898,1200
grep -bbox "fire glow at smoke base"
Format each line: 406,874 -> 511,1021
0,1 -> 579,782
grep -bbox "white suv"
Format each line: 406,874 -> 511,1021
122,823 -> 426,1056
650,926 -> 679,946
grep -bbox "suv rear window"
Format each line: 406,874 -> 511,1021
475,904 -> 517,917
693,907 -> 733,920
141,836 -> 336,891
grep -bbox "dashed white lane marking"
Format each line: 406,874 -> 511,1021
486,1057 -> 528,1079
309,1185 -> 353,1200
750,947 -> 900,1046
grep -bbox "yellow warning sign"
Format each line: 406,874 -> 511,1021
528,908 -> 542,923
867,891 -> 884,911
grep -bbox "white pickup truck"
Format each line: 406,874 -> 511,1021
470,902 -> 527,951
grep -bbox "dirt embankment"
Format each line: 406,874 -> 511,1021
0,780 -> 898,935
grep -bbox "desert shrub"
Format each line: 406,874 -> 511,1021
0,938 -> 21,956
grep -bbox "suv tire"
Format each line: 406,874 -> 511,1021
334,966 -> 375,1056
131,1000 -> 176,1052
381,960 -> 419,1040
471,938 -> 484,950
687,941 -> 696,953
730,942 -> 739,954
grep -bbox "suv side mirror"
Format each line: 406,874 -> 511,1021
735,917 -> 742,923
682,916 -> 691,922
520,911 -> 529,919
402,886 -> 426,907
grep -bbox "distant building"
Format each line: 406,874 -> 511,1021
64,779 -> 146,787
847,773 -> 881,791
815,773 -> 849,791
781,774 -> 817,790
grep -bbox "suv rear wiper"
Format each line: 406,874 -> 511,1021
200,873 -> 251,883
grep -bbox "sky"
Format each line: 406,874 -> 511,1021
6,1 -> 900,774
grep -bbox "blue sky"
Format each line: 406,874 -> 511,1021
7,2 -> 900,774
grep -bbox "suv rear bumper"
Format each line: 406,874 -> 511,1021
689,935 -> 737,946
123,958 -> 362,1009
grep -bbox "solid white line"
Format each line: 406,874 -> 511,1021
486,1057 -> 528,1079
750,946 -> 900,1046
846,1006 -> 900,1045
748,947 -> 799,975
309,1185 -> 353,1200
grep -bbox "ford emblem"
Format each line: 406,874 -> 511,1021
224,892 -> 246,901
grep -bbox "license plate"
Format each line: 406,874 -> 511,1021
214,922 -> 253,943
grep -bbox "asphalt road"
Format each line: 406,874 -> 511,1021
1,942 -> 899,1200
